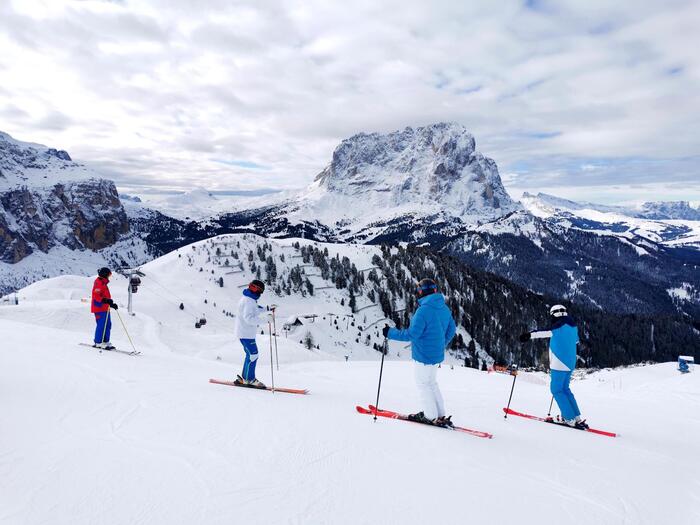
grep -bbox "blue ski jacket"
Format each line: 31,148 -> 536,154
530,316 -> 579,371
387,293 -> 456,365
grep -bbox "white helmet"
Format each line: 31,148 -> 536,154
549,304 -> 567,318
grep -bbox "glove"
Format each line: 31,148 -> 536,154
267,304 -> 278,311
111,303 -> 119,310
261,311 -> 274,322
103,298 -> 117,308
519,332 -> 531,343
382,324 -> 390,338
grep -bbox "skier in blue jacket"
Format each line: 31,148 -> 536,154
520,304 -> 588,429
383,278 -> 456,427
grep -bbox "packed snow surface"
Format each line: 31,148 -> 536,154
2,244 -> 699,524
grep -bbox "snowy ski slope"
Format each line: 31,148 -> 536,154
1,238 -> 699,525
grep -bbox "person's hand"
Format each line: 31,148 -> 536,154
519,332 -> 531,343
110,302 -> 119,310
267,304 -> 278,311
382,324 -> 390,338
262,311 -> 274,322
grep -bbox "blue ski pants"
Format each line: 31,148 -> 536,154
240,339 -> 259,381
94,311 -> 112,344
550,370 -> 581,421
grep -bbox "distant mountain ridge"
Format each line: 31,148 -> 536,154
522,192 -> 700,221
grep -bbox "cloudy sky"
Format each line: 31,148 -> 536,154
0,0 -> 698,204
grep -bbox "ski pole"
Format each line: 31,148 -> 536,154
115,308 -> 138,354
373,337 -> 388,421
272,309 -> 279,371
504,365 -> 518,419
547,395 -> 554,417
268,322 -> 275,393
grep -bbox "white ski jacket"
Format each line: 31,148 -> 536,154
235,293 -> 268,339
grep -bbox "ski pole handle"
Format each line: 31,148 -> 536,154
504,371 -> 518,419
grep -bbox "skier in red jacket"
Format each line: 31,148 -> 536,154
92,267 -> 118,349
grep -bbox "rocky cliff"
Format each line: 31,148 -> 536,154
0,131 -> 130,264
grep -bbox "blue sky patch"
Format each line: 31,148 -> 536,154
211,159 -> 269,170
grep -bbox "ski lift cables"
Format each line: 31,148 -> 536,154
142,274 -> 235,334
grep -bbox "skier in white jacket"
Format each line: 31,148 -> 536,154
234,279 -> 274,388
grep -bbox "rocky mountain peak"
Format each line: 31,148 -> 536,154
0,131 -> 86,189
311,122 -> 515,220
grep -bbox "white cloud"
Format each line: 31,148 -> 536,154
0,0 -> 698,202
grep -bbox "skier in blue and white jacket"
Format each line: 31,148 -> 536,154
520,304 -> 588,429
383,278 -> 456,427
233,279 -> 274,389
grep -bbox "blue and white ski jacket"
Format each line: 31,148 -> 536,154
234,288 -> 267,339
387,293 -> 456,365
530,316 -> 579,371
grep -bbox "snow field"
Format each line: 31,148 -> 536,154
1,302 -> 699,524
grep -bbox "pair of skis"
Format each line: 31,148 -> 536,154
503,408 -> 617,437
209,378 -> 308,395
79,343 -> 141,356
357,405 -> 494,439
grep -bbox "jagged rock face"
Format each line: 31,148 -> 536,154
0,131 -> 129,264
312,123 -> 515,218
638,201 -> 700,221
0,131 -> 76,185
0,179 -> 128,263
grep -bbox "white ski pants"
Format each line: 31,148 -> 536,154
414,361 -> 445,420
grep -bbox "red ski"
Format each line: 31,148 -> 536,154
357,405 -> 493,439
503,408 -> 617,438
209,378 -> 309,395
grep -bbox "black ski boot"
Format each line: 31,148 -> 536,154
434,415 -> 455,428
248,378 -> 267,389
407,411 -> 433,425
233,375 -> 247,386
574,419 -> 589,430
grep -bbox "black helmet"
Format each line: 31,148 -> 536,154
98,267 -> 112,279
416,278 -> 437,297
249,279 -> 265,294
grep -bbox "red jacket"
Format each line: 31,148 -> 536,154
91,277 -> 111,313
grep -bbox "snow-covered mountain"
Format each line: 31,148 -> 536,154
522,192 -> 700,248
161,123 -> 518,244
0,131 -> 151,293
288,122 -> 518,236
5,232 -> 697,369
522,192 -> 700,220
127,124 -> 698,317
